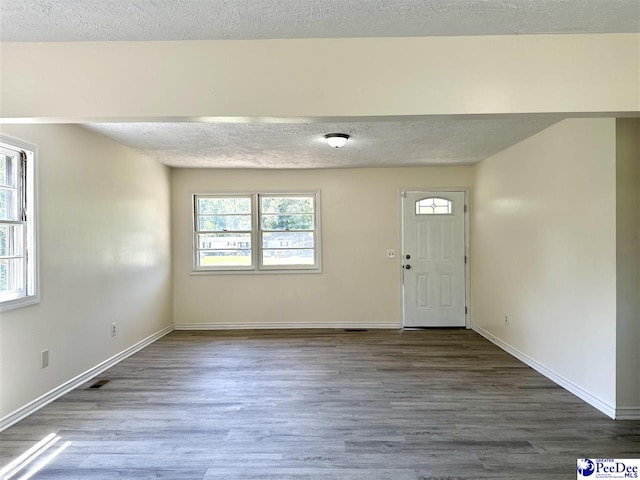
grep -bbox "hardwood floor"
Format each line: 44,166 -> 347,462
1,329 -> 638,479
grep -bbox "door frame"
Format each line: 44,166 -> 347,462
400,187 -> 471,329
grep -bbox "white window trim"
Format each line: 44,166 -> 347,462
193,193 -> 255,273
0,135 -> 39,312
191,191 -> 322,275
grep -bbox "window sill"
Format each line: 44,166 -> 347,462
190,267 -> 322,276
0,294 -> 40,313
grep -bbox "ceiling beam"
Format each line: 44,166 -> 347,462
1,34 -> 638,121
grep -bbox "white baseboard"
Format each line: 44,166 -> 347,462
0,324 -> 174,433
175,322 -> 401,330
615,407 -> 640,421
6,321 -> 633,432
471,324 -> 617,420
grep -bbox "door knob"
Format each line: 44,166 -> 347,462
405,254 -> 411,259
404,265 -> 411,270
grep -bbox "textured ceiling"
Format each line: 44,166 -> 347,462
2,0 -> 638,42
5,2 -> 624,169
84,117 -> 560,168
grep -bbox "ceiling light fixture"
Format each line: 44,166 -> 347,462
324,133 -> 350,148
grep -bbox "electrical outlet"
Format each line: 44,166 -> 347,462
41,350 -> 49,369
504,315 -> 509,325
111,322 -> 117,337
386,249 -> 396,258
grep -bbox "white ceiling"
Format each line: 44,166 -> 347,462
85,117 -> 560,168
6,1 -> 632,168
1,0 -> 638,42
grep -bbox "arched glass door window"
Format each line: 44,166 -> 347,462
415,197 -> 453,215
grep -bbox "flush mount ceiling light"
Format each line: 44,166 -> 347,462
324,133 -> 350,148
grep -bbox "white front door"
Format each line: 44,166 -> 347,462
402,191 -> 466,327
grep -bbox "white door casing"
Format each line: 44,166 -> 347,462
402,191 -> 466,327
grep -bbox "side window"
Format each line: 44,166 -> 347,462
0,137 -> 38,311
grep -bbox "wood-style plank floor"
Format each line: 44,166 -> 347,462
1,329 -> 638,479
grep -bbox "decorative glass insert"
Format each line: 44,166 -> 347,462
416,197 -> 453,215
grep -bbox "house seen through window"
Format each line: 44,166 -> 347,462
194,193 -> 320,272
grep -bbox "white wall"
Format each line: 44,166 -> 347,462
615,118 -> 640,414
2,34 -> 638,120
172,167 -> 472,328
471,118 -> 618,412
0,124 -> 173,420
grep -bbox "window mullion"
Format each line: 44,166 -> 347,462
255,194 -> 261,270
0,220 -> 26,226
194,229 -> 252,234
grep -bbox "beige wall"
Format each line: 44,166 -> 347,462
0,124 -> 173,419
172,167 -> 472,328
616,118 -> 640,413
0,118 -> 634,422
2,34 -> 638,120
471,118 -> 618,410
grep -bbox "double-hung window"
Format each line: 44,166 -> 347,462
0,137 -> 38,311
193,192 -> 320,273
